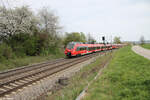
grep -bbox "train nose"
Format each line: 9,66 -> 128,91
67,52 -> 71,56
65,49 -> 71,55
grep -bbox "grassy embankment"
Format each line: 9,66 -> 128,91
0,50 -> 64,71
83,46 -> 150,100
141,44 -> 150,49
45,51 -> 113,100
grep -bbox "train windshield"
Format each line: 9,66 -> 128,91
66,43 -> 75,49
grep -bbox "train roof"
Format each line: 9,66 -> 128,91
75,43 -> 105,47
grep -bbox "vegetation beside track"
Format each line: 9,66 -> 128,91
45,51 -> 113,100
0,50 -> 64,71
141,44 -> 150,49
83,46 -> 150,100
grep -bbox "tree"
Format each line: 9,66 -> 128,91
38,7 -> 62,47
38,8 -> 61,35
0,6 -> 38,40
140,35 -> 145,45
87,33 -> 96,44
63,32 -> 87,46
0,5 -> 63,57
113,36 -> 121,44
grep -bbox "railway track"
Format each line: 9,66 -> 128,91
0,52 -> 101,98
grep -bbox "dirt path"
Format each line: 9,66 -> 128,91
132,45 -> 150,60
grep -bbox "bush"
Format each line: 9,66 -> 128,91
0,43 -> 14,61
13,45 -> 26,57
23,36 -> 38,56
8,33 -> 39,56
8,33 -> 30,56
1,32 -> 62,58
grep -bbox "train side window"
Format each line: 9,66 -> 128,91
87,47 -> 89,51
79,47 -> 82,51
80,47 -> 84,51
83,47 -> 85,50
81,47 -> 84,50
76,47 -> 80,51
89,47 -> 91,51
82,47 -> 84,50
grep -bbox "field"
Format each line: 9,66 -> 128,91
141,44 -> 150,49
83,46 -> 150,100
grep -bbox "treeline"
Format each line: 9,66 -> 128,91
0,6 -> 95,61
0,6 -> 62,61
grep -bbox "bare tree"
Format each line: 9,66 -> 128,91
140,35 -> 145,45
38,8 -> 61,36
87,33 -> 96,44
38,7 -> 62,46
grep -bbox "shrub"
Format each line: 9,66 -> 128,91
0,43 -> 14,61
23,36 -> 38,56
8,33 -> 30,57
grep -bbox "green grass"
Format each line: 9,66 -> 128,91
46,52 -> 113,100
0,51 -> 64,71
141,44 -> 150,49
83,46 -> 150,100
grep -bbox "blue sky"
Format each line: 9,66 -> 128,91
1,0 -> 150,42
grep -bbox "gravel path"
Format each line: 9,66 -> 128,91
132,45 -> 150,60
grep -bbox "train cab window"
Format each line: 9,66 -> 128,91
66,43 -> 75,49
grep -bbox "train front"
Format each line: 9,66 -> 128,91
64,42 -> 76,57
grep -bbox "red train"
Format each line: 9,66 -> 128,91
64,42 -> 122,57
